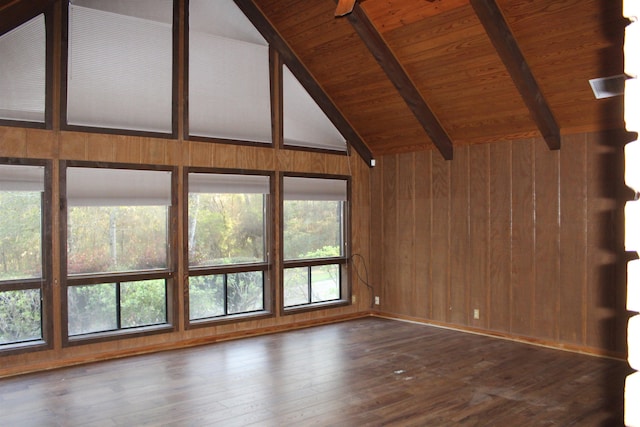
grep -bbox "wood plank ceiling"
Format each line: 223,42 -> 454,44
250,0 -> 627,157
0,0 -> 627,159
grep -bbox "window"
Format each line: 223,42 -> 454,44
0,162 -> 50,349
65,0 -> 174,134
282,65 -> 347,152
187,172 -> 271,323
282,175 -> 349,309
188,0 -> 271,143
0,14 -> 46,124
63,165 -> 174,341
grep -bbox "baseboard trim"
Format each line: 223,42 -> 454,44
371,312 -> 627,361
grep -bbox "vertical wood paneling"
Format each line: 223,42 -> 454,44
59,131 -> 86,159
370,157 -> 384,310
534,140 -> 560,340
450,145 -> 469,325
559,133 -> 587,344
0,127 -> 27,157
489,141 -> 511,332
510,138 -> 534,336
87,133 -> 115,161
397,152 -> 416,315
414,150 -> 431,319
26,129 -> 56,158
372,131 -> 628,356
114,135 -> 141,163
382,155 -> 398,312
352,158 -> 370,311
430,152 -> 450,322
469,143 -> 489,329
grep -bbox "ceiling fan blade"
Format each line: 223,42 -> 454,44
335,0 -> 356,17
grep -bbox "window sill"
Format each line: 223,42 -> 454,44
0,339 -> 49,356
186,310 -> 273,329
282,299 -> 350,315
65,323 -> 175,347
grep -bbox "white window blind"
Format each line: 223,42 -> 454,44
67,2 -> 173,133
0,165 -> 44,192
283,66 -> 346,152
188,0 -> 271,143
67,167 -> 171,206
189,173 -> 269,194
283,177 -> 347,201
0,14 -> 45,123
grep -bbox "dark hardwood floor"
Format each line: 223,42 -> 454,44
0,317 -> 630,426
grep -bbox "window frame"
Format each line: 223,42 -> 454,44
60,161 -> 178,346
60,0 -> 179,139
0,4 -> 54,130
0,158 -> 52,355
184,168 -> 275,328
280,172 -> 351,314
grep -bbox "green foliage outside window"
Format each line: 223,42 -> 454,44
188,193 -> 265,266
0,191 -> 43,345
0,192 -> 41,280
68,279 -> 166,336
67,206 -> 168,274
283,200 -> 342,260
0,289 -> 41,344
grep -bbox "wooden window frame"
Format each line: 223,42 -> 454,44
60,0 -> 179,139
184,167 -> 275,329
280,172 -> 351,315
0,157 -> 53,355
60,160 -> 179,347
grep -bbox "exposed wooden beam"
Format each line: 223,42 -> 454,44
341,2 -> 454,160
233,0 -> 375,167
470,0 -> 560,150
0,0 -> 54,36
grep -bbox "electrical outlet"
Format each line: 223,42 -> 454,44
351,295 -> 357,304
473,308 -> 480,320
375,296 -> 380,305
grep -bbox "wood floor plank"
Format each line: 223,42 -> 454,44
0,317 -> 629,426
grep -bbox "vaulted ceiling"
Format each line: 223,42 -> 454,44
0,0 -> 628,160
245,0 -> 627,158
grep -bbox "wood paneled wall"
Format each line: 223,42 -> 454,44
0,126 -> 372,377
370,130 -> 631,357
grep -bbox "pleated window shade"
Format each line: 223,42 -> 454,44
0,14 -> 45,123
66,167 -> 172,206
188,0 -> 271,143
283,177 -> 347,201
283,66 -> 347,152
67,2 -> 173,133
189,173 -> 270,194
0,165 -> 44,192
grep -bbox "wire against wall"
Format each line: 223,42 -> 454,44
350,253 -> 374,308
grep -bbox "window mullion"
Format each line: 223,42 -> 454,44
116,281 -> 122,330
223,274 -> 229,316
307,266 -> 312,304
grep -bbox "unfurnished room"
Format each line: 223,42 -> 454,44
0,0 -> 637,425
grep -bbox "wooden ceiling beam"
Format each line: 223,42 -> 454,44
233,0 -> 375,167
470,0 -> 560,150
0,0 -> 54,36
340,2 -> 454,160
